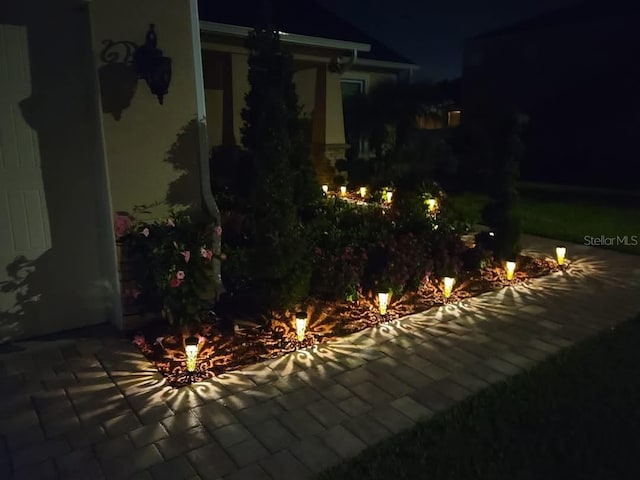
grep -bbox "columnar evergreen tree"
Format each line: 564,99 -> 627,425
481,109 -> 528,261
240,27 -> 319,309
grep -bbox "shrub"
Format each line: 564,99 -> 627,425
118,210 -> 219,326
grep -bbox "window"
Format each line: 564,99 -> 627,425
341,79 -> 367,158
447,110 -> 461,128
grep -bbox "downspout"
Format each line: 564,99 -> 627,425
189,0 -> 225,299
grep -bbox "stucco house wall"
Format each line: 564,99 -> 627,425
91,0 -> 204,215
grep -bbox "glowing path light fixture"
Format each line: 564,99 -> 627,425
505,261 -> 516,281
322,184 -> 329,194
340,186 -> 347,196
184,336 -> 199,372
443,276 -> 455,299
359,186 -> 367,198
556,246 -> 567,266
378,292 -> 390,316
295,311 -> 308,342
385,190 -> 393,203
426,198 -> 438,214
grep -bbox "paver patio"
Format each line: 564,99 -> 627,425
1,234 -> 639,480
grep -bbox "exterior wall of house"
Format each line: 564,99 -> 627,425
462,11 -> 640,188
91,0 -> 203,215
0,1 -> 120,341
341,70 -> 397,93
200,36 -> 403,183
294,68 -> 317,117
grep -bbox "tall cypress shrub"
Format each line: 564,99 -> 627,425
481,109 -> 528,261
240,27 -> 318,310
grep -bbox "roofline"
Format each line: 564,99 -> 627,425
353,58 -> 420,71
200,21 -> 372,52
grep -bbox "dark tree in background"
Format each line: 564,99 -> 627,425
480,109 -> 528,261
239,27 -> 319,310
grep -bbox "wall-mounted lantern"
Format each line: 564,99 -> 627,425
134,24 -> 172,104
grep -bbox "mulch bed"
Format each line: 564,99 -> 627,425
133,255 -> 564,387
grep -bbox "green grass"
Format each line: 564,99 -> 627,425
449,192 -> 640,255
319,315 -> 640,480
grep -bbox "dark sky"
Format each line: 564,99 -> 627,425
314,0 -> 579,80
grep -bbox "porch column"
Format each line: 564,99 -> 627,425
311,66 -> 348,184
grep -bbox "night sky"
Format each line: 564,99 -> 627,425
315,0 -> 579,80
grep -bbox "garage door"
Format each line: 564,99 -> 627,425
0,24 -> 51,342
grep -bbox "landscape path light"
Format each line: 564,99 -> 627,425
378,291 -> 390,316
385,190 -> 393,203
295,311 -> 308,342
443,276 -> 455,299
184,336 -> 199,372
505,261 -> 516,281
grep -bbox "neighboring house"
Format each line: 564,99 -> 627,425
462,0 -> 640,189
199,0 -> 419,182
0,0 -> 417,342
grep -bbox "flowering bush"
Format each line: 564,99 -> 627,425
116,210 -> 222,326
364,233 -> 433,295
311,245 -> 368,300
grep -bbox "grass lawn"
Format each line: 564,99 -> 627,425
449,191 -> 640,255
318,315 -> 640,480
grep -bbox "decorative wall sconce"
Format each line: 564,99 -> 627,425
556,246 -> 567,266
134,24 -> 172,104
378,291 -> 390,316
505,261 -> 516,281
295,311 -> 308,342
443,276 -> 455,299
184,336 -> 199,372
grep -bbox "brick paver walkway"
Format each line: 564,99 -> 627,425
2,235 -> 640,479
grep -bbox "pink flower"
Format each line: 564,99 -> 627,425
114,213 -> 132,239
170,277 -> 181,288
132,334 -> 145,347
166,218 -> 175,227
141,227 -> 149,237
176,270 -> 185,280
124,288 -> 141,300
200,247 -> 213,260
214,226 -> 222,236
181,251 -> 191,263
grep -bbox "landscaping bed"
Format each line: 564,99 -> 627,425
131,253 -> 561,387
